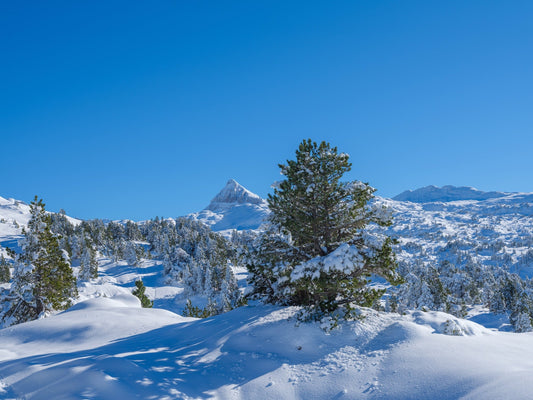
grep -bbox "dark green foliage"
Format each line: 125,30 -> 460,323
248,139 -> 401,320
132,279 -> 153,308
5,247 -> 16,258
31,216 -> 77,314
143,217 -> 243,315
268,139 -> 378,258
0,254 -> 10,283
182,299 -> 218,318
2,197 -> 78,326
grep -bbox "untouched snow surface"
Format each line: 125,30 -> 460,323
1,301 -> 533,399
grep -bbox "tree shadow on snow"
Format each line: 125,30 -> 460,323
0,306 -> 360,399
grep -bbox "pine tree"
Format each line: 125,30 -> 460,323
1,197 -> 77,326
78,235 -> 98,281
124,241 -> 138,266
132,279 -> 153,308
0,254 -> 10,283
248,139 -> 402,320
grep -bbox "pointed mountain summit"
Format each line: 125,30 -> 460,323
207,179 -> 264,212
190,180 -> 270,232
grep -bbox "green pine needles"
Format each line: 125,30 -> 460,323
132,279 -> 153,308
1,197 -> 78,326
0,254 -> 10,283
248,139 -> 402,322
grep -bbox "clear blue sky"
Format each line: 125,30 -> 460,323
1,1 -> 532,220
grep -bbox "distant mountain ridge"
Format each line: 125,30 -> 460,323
393,185 -> 511,203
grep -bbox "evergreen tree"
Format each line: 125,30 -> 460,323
78,235 -> 98,281
124,241 -> 139,266
0,254 -> 10,283
269,139 -> 372,257
248,139 -> 402,320
132,279 -> 153,308
1,197 -> 77,326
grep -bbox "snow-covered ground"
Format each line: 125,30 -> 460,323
1,299 -> 533,399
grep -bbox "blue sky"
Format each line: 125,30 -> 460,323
1,1 -> 532,220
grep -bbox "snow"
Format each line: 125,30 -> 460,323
190,179 -> 270,231
206,179 -> 265,211
0,196 -> 81,249
393,185 -> 510,203
0,196 -> 31,240
74,258 -> 185,315
2,302 -> 533,399
376,191 -> 533,279
291,243 -> 365,279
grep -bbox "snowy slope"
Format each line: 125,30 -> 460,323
2,300 -> 533,399
190,179 -> 270,231
0,196 -> 81,246
378,191 -> 533,278
393,185 -> 510,203
0,196 -> 31,240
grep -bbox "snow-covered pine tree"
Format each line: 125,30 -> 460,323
78,235 -> 98,281
149,217 -> 243,315
49,210 -> 75,256
1,197 -> 77,326
0,254 -> 10,283
124,241 -> 139,266
248,139 -> 402,320
104,222 -> 126,261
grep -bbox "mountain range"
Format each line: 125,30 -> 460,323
188,181 -> 533,281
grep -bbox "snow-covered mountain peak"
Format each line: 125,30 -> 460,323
190,180 -> 270,232
206,179 -> 265,212
393,185 -> 509,203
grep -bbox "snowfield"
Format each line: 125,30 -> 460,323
1,299 -> 533,399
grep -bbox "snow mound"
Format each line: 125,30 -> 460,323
393,185 -> 509,203
409,310 -> 491,336
66,294 -> 143,311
